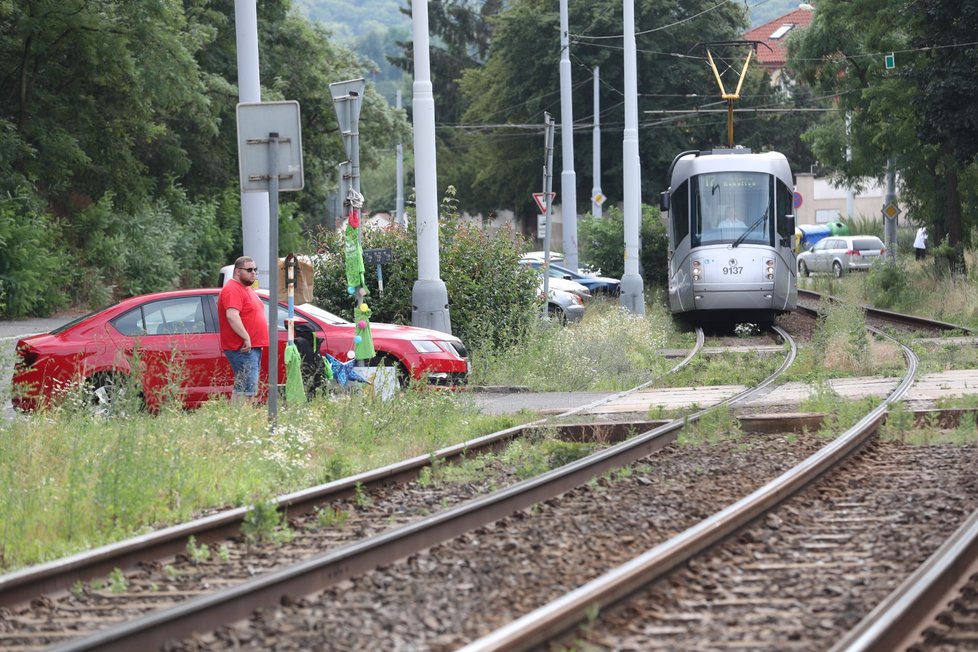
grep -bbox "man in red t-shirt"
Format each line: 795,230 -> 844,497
218,256 -> 270,400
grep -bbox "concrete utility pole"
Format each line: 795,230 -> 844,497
411,0 -> 452,334
234,0 -> 271,289
845,112 -> 854,218
395,89 -> 406,228
620,0 -> 645,314
558,0 -> 579,271
592,66 -> 603,218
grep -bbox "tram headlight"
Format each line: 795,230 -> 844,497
765,258 -> 775,280
692,260 -> 701,281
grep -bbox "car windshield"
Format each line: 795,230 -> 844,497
548,263 -> 579,277
296,303 -> 351,325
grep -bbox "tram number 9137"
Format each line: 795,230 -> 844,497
723,265 -> 744,275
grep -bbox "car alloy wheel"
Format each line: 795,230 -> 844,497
833,261 -> 844,278
798,261 -> 809,277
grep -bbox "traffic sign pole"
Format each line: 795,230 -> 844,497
541,113 -> 555,319
883,158 -> 898,261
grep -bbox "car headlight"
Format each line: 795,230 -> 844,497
437,340 -> 468,358
411,340 -> 442,354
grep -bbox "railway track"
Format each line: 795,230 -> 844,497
0,329 -> 708,608
0,326 -> 798,650
7,303 -> 974,651
797,288 -> 974,336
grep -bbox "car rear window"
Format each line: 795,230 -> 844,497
853,238 -> 883,250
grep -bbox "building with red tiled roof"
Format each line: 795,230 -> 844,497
744,3 -> 815,86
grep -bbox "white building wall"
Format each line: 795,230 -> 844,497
794,172 -> 907,225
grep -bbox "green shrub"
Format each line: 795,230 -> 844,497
864,260 -> 913,310
0,192 -> 67,318
931,238 -> 966,277
577,204 -> 668,287
311,188 -> 539,351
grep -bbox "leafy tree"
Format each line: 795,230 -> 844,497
455,0 -> 764,223
389,0 -> 503,218
0,0 -> 411,314
788,0 -> 978,267
904,0 -> 978,259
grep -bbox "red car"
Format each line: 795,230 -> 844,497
11,288 -> 470,413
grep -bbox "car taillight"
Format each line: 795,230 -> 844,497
880,246 -> 886,255
846,249 -> 858,255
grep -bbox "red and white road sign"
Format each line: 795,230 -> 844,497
532,192 -> 556,214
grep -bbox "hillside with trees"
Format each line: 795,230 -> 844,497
1,0 -> 975,320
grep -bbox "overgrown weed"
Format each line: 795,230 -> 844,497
471,298 -> 675,391
0,388 -> 513,572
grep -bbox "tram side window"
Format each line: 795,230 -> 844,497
671,181 -> 689,243
776,181 -> 794,236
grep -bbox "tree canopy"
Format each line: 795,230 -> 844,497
0,0 -> 406,317
788,0 -> 978,263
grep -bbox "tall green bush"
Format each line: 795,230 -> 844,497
577,204 -> 668,288
311,191 -> 539,351
864,260 -> 915,310
0,192 -> 66,318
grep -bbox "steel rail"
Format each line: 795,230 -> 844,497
0,330 -> 707,609
830,504 -> 978,651
459,326 -> 917,652
798,288 -> 973,333
48,328 -> 793,652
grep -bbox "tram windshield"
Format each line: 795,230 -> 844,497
691,172 -> 772,247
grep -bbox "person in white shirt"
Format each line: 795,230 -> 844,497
914,226 -> 928,260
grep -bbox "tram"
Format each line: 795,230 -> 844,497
660,147 -> 797,324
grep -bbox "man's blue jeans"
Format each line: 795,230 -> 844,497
224,348 -> 261,397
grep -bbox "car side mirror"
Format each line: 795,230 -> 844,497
659,191 -> 670,212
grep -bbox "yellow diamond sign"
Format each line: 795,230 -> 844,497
883,202 -> 900,219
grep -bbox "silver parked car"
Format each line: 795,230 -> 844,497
797,235 -> 887,278
539,285 -> 585,323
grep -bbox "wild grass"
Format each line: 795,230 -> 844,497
0,390 -> 519,572
799,244 -> 978,330
678,404 -> 743,445
470,297 -> 678,391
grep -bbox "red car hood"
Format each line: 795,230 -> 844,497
360,322 -> 459,343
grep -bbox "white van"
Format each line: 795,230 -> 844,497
218,264 -> 235,286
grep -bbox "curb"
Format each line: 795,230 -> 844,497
467,385 -> 532,394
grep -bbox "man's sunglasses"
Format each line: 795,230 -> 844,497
238,267 -> 258,273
